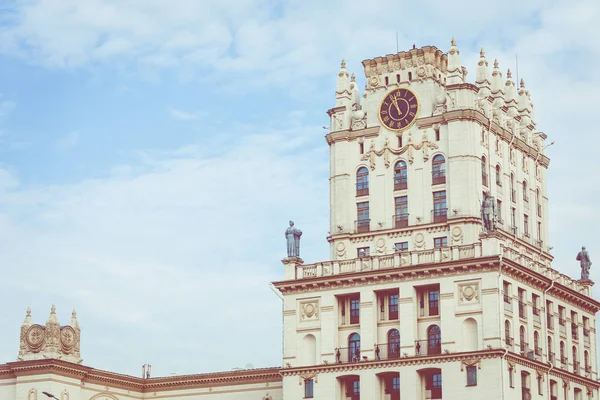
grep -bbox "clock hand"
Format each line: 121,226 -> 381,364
391,97 -> 402,114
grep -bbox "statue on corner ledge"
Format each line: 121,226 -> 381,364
481,191 -> 496,232
576,246 -> 592,281
285,220 -> 302,258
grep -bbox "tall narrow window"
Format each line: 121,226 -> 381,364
433,191 -> 447,222
548,336 -> 554,364
350,298 -> 360,324
432,154 -> 446,184
524,214 -> 529,237
428,325 -> 441,355
348,333 -> 361,362
523,181 -> 529,202
396,74 -> 400,83
466,365 -> 477,386
573,346 -> 579,374
496,164 -> 502,186
389,294 -> 399,320
537,189 -> 542,217
560,341 -> 566,368
356,202 -> 370,233
482,156 -> 488,187
505,320 -> 512,345
398,135 -> 403,148
435,129 -> 440,141
497,199 -> 503,224
388,329 -> 400,358
394,196 -> 408,228
520,326 -> 527,353
356,167 -> 369,196
511,207 -> 517,233
385,76 -> 389,86
510,173 -> 516,203
394,161 -> 407,190
304,379 -> 314,398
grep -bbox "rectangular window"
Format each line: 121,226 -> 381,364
357,247 -> 370,258
547,300 -> 554,330
524,214 -> 529,236
433,191 -> 447,222
509,368 -> 514,388
378,289 -> 399,321
418,285 -> 440,317
518,288 -> 527,319
435,129 -> 440,141
532,294 -> 540,317
304,379 -> 314,398
394,196 -> 408,228
339,294 -> 360,326
497,199 -> 503,223
389,293 -> 399,320
395,242 -> 408,252
434,237 -> 448,248
350,297 -> 360,324
558,306 -> 566,326
511,207 -> 517,233
538,375 -> 543,395
357,202 -> 370,233
503,281 -> 511,303
466,365 -> 477,386
359,142 -> 364,154
429,290 -> 439,316
537,222 -> 542,243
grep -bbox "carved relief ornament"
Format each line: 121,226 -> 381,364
360,131 -> 439,171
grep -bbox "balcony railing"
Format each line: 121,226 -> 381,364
432,171 -> 446,185
415,339 -> 441,356
560,357 -> 568,369
535,347 -> 542,356
356,184 -> 369,197
585,365 -> 591,374
433,208 -> 448,223
394,177 -> 407,191
548,352 -> 555,365
523,194 -> 529,203
510,225 -> 518,235
393,213 -> 409,228
355,219 -> 370,233
374,342 -> 401,361
505,337 -> 514,351
335,346 -> 361,364
519,341 -> 528,354
503,293 -> 511,304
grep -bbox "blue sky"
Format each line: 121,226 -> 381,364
0,0 -> 599,377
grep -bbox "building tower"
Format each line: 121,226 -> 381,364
274,40 -> 600,400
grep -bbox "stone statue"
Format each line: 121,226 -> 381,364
576,246 -> 592,280
481,191 -> 496,232
285,221 -> 302,258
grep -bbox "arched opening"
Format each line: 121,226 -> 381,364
505,320 -> 512,346
394,161 -> 407,190
519,325 -> 527,353
387,329 -> 400,359
462,318 -> 478,351
427,325 -> 441,355
547,336 -> 554,363
432,154 -> 446,185
348,333 -> 361,363
302,334 -> 317,366
584,350 -> 590,373
356,167 -> 369,196
533,331 -> 540,357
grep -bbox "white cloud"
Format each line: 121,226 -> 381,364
167,107 -> 202,121
54,131 -> 80,151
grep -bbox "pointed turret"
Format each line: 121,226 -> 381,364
475,48 -> 491,95
447,37 -> 463,85
44,304 -> 61,353
19,307 -> 33,357
335,59 -> 351,107
70,309 -> 80,330
504,69 -> 517,116
491,59 -> 504,96
22,306 -> 33,327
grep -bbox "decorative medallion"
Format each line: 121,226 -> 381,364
299,299 -> 320,322
458,281 -> 480,304
378,88 -> 419,131
26,325 -> 45,351
60,326 -> 76,351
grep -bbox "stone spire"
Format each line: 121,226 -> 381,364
22,306 -> 33,327
475,48 -> 491,93
504,69 -> 517,116
70,309 -> 80,330
44,304 -> 61,354
490,59 -> 504,100
447,37 -> 463,85
19,307 -> 33,357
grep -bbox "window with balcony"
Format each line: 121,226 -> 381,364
356,167 -> 369,196
505,320 -> 513,347
394,242 -> 408,252
434,237 -> 447,248
356,202 -> 370,233
573,345 -> 579,374
523,181 -> 529,203
548,336 -> 554,364
536,189 -> 542,217
394,161 -> 407,191
496,164 -> 502,186
583,316 -> 590,344
387,329 -> 400,359
338,294 -> 360,326
584,350 -> 590,375
304,379 -> 314,398
418,285 -> 440,317
547,301 -> 554,330
503,281 -> 512,311
537,222 -> 542,247
532,294 -> 540,322
518,289 -> 527,319
510,207 -> 517,234
571,311 -> 579,340
560,341 -> 567,369
349,333 -> 360,363
394,196 -> 408,228
481,156 -> 488,187
510,173 -> 516,203
534,331 -> 541,357
433,191 -> 447,222
466,365 -> 477,386
519,325 -> 528,354
378,290 -> 399,321
432,154 -> 446,185
424,325 -> 442,355
558,306 -> 566,333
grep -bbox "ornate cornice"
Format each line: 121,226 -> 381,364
0,359 -> 282,393
506,354 -> 600,389
325,126 -> 380,145
280,349 -> 502,377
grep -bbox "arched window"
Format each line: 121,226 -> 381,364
302,334 -> 317,366
462,318 -> 478,351
427,325 -> 441,355
584,350 -> 590,373
432,155 -> 446,185
495,164 -> 502,186
505,320 -> 512,345
356,167 -> 369,196
533,331 -> 540,356
394,161 -> 407,190
481,156 -> 488,186
396,74 -> 400,83
523,181 -> 529,202
348,333 -> 361,362
519,326 -> 527,353
388,329 -> 400,359
536,189 -> 541,217
510,173 -> 516,203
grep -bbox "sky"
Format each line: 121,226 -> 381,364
0,0 -> 599,378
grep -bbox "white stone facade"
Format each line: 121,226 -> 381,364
1,40 -> 598,400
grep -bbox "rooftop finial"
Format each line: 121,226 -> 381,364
72,309 -> 77,318
480,48 -> 485,57
451,36 -> 456,46
494,59 -> 499,69
507,68 -> 512,79
26,306 -> 31,317
341,59 -> 346,69
51,304 -> 56,314
351,73 -> 356,82
520,79 -> 525,88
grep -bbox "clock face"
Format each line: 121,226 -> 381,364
378,88 -> 419,131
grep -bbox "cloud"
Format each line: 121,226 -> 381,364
167,107 -> 201,121
54,131 -> 80,151
0,124 -> 329,375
